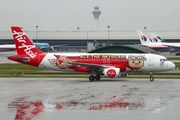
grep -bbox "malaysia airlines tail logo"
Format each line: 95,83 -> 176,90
141,35 -> 147,41
12,30 -> 37,59
153,37 -> 158,42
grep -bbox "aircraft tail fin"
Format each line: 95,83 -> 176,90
137,30 -> 152,44
9,26 -> 46,67
11,26 -> 43,56
149,33 -> 165,43
149,33 -> 159,43
155,34 -> 166,43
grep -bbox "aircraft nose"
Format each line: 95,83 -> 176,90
169,62 -> 175,70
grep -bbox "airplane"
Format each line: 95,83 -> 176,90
0,44 -> 16,52
149,33 -> 180,51
137,30 -> 169,51
137,30 -> 180,52
0,42 -> 53,52
8,26 -> 175,81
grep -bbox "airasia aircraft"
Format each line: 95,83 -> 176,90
8,26 -> 175,81
0,42 -> 51,52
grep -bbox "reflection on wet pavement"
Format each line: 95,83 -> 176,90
1,78 -> 180,120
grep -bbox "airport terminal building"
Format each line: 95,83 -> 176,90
0,30 -> 180,52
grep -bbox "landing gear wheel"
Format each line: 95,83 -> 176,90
149,72 -> 154,81
150,77 -> 154,81
95,74 -> 101,80
89,75 -> 95,81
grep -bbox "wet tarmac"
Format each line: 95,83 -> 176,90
1,78 -> 180,120
0,51 -> 16,63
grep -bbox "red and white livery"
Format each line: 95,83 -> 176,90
8,26 -> 175,81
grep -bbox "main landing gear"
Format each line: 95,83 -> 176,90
89,74 -> 101,81
149,72 -> 154,81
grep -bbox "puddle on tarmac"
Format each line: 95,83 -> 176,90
8,95 -> 168,120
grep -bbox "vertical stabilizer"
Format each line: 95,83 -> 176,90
149,33 -> 159,43
9,26 -> 46,67
156,34 -> 165,43
11,26 -> 43,56
137,30 -> 152,44
149,33 -> 165,43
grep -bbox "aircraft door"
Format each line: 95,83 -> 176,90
148,55 -> 154,66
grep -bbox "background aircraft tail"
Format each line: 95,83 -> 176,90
149,33 -> 159,43
155,34 -> 166,43
137,30 -> 152,44
149,33 -> 165,43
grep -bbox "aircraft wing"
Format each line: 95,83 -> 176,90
68,61 -> 114,70
161,43 -> 180,48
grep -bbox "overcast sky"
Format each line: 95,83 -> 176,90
0,0 -> 180,31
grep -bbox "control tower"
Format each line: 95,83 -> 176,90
92,6 -> 101,31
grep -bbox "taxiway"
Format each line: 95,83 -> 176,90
1,78 -> 180,120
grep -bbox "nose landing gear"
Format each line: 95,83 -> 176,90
149,72 -> 154,81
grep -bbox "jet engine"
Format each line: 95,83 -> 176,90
103,68 -> 121,78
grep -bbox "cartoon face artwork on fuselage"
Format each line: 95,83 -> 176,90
128,55 -> 146,69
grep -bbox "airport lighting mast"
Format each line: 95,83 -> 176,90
92,6 -> 101,31
36,26 -> 38,42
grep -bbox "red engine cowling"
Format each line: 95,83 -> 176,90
103,68 -> 121,78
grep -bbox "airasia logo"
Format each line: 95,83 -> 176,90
12,30 -> 37,59
107,69 -> 116,78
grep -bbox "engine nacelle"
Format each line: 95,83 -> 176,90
103,68 -> 121,78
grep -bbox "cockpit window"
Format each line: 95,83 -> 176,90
160,58 -> 168,61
